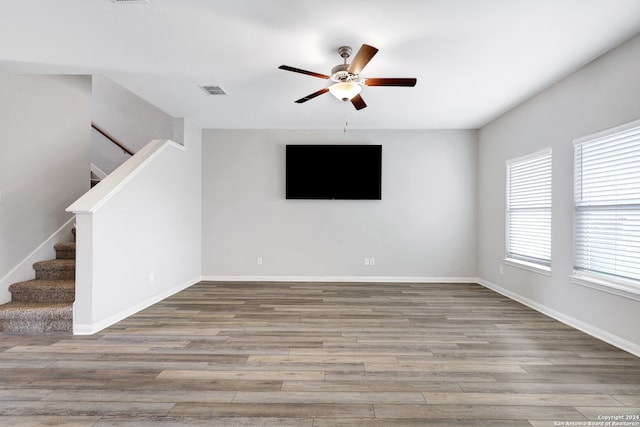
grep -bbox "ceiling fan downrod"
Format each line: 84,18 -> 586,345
331,46 -> 357,83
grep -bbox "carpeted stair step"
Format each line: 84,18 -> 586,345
0,229 -> 76,334
54,242 -> 76,259
9,280 -> 75,304
33,259 -> 75,281
0,302 -> 72,334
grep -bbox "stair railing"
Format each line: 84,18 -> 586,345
91,123 -> 135,156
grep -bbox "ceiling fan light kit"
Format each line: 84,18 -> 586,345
329,81 -> 361,101
279,43 -> 417,110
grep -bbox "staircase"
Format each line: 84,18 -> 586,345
91,170 -> 101,187
0,234 -> 75,334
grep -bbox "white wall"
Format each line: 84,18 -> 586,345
0,73 -> 91,302
91,127 -> 131,177
70,120 -> 202,334
91,75 -> 176,174
477,33 -> 640,353
202,129 -> 477,281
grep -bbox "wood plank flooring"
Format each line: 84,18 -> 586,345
1,281 -> 639,426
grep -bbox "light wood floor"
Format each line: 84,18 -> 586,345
1,281 -> 639,426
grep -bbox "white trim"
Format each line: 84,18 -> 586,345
0,216 -> 75,303
67,139 -> 185,214
573,117 -> 640,145
73,276 -> 200,335
571,273 -> 640,302
201,275 -> 478,284
572,120 -> 640,284
505,146 -> 552,166
476,278 -> 640,357
90,163 -> 108,180
503,258 -> 552,276
505,148 -> 552,269
72,273 -> 640,356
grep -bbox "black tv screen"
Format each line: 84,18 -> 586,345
286,144 -> 382,200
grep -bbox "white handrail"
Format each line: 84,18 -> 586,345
67,139 -> 184,214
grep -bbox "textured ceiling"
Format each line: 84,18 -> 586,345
1,0 -> 640,129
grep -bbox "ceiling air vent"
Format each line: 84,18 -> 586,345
111,0 -> 150,4
200,85 -> 228,96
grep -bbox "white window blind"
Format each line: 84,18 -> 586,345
574,120 -> 640,284
506,148 -> 552,267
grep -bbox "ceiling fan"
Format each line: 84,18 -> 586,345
279,44 -> 417,110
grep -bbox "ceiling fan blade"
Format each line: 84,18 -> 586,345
279,65 -> 330,79
351,94 -> 367,110
364,78 -> 417,87
347,44 -> 379,75
294,87 -> 329,103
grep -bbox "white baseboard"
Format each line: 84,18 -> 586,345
72,273 -> 639,357
200,275 -> 478,284
0,217 -> 75,304
73,276 -> 201,335
476,278 -> 640,358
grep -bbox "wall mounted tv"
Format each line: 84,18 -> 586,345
286,144 -> 382,200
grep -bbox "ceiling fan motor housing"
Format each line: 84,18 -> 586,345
279,43 -> 416,110
331,46 -> 359,83
330,64 -> 357,82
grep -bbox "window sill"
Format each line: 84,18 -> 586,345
571,273 -> 640,302
503,258 -> 551,276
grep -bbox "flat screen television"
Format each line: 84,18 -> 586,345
286,144 -> 382,200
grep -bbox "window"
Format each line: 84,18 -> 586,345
573,119 -> 640,297
506,148 -> 552,272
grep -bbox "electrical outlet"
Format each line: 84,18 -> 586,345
364,258 -> 370,266
257,257 -> 263,265
370,257 -> 375,266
